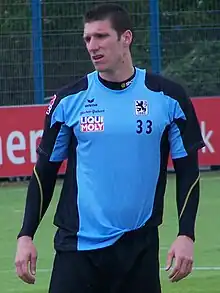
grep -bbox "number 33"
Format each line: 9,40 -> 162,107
136,120 -> 153,134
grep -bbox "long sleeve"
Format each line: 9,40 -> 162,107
173,151 -> 200,241
17,156 -> 61,239
17,93 -> 71,239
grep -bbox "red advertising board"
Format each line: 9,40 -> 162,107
168,97 -> 220,168
0,97 -> 219,177
0,105 -> 66,177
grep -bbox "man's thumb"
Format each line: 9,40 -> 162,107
166,250 -> 174,271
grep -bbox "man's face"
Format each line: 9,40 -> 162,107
83,19 -> 131,72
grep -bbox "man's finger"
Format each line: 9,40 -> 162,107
30,255 -> 37,276
179,259 -> 189,275
187,260 -> 193,274
15,261 -> 23,279
21,260 -> 35,284
19,273 -> 33,284
169,256 -> 183,280
171,259 -> 189,282
183,259 -> 193,279
16,261 -> 32,284
166,250 -> 174,271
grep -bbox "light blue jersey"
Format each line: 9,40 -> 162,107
40,67 -> 204,250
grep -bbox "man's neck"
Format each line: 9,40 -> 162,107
98,67 -> 136,90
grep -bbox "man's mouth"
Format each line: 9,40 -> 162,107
92,55 -> 104,61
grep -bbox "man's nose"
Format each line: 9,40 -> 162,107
88,37 -> 100,52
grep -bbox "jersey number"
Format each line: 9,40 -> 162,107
136,120 -> 153,134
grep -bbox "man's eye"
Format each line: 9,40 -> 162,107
84,37 -> 91,43
97,34 -> 108,39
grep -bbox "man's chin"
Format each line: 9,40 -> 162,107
92,63 -> 108,72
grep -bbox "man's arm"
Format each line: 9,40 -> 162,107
17,93 -> 70,238
164,79 -> 205,282
15,154 -> 62,285
173,151 -> 200,242
166,152 -> 200,282
166,82 -> 204,242
17,156 -> 62,239
15,94 -> 71,284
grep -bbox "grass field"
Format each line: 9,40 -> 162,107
0,171 -> 219,293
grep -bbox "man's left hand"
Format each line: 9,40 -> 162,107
165,235 -> 194,282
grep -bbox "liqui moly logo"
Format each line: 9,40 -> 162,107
80,116 -> 104,132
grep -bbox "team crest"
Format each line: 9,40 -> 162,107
135,100 -> 148,115
80,116 -> 104,132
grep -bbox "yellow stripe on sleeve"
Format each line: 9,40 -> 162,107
33,166 -> 43,221
179,174 -> 200,220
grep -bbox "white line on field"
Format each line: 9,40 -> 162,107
13,209 -> 23,213
2,267 -> 220,274
201,177 -> 220,181
160,246 -> 168,250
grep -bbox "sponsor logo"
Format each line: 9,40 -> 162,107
135,100 -> 148,115
46,94 -> 57,115
85,98 -> 97,108
80,109 -> 105,115
121,80 -> 133,89
80,116 -> 104,132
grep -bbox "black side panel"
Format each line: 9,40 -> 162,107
146,125 -> 170,226
54,133 -> 79,251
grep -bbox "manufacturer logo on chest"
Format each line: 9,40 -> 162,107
85,98 -> 98,108
80,116 -> 104,132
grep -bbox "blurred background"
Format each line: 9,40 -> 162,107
1,0 -> 220,106
0,1 -> 219,293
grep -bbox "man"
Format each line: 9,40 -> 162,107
15,3 -> 205,293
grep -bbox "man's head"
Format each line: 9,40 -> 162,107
83,4 -> 133,73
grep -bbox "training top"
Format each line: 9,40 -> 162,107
24,67 -> 205,251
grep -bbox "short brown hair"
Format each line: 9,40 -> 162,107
83,3 -> 133,39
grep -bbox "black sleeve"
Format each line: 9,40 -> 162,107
146,72 -> 205,155
146,73 -> 204,241
170,88 -> 205,155
173,151 -> 200,242
17,156 -> 61,239
17,94 -> 67,239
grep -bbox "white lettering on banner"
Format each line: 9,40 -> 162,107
200,121 -> 215,153
30,130 -> 43,163
0,130 -> 43,166
0,137 -> 2,165
7,131 -> 26,164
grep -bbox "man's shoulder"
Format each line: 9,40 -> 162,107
144,71 -> 187,102
45,74 -> 93,116
56,75 -> 90,100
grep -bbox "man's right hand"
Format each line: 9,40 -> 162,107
15,236 -> 38,284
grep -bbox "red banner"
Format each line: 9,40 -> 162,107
168,97 -> 220,168
0,105 -> 66,177
0,97 -> 220,177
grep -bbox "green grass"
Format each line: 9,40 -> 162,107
0,171 -> 220,292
